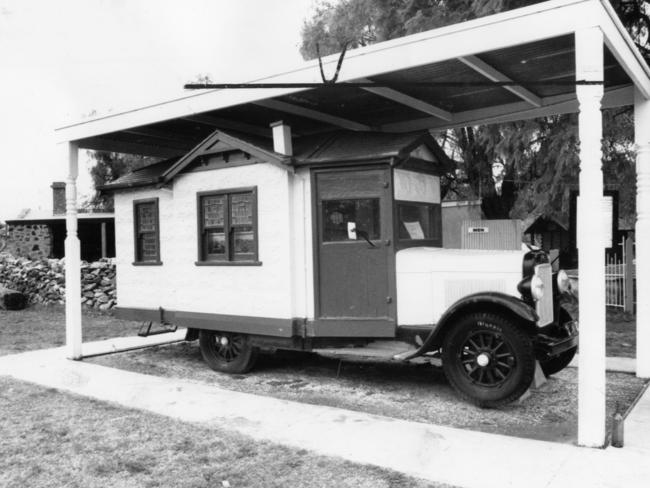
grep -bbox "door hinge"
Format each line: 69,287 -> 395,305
386,296 -> 393,304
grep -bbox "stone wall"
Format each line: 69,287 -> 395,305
5,224 -> 52,260
0,254 -> 116,310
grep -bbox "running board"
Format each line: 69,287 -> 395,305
314,340 -> 423,362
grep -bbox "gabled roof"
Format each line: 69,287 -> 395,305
292,131 -> 451,166
100,128 -> 451,191
161,129 -> 290,184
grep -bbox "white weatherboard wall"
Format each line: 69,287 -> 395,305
114,163 -> 296,319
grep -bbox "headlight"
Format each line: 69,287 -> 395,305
557,270 -> 571,294
531,274 -> 545,301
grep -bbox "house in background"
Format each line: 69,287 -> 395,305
440,183 -> 482,249
3,182 -> 115,261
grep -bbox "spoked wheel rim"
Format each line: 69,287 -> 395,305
209,333 -> 245,363
458,330 -> 517,387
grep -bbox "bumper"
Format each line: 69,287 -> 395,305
534,320 -> 579,360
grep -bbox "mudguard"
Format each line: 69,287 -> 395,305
402,292 -> 539,360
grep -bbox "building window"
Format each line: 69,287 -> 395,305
133,198 -> 161,264
197,188 -> 259,264
396,202 -> 441,242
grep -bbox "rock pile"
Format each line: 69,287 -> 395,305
0,254 -> 116,310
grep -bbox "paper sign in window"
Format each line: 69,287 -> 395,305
403,221 -> 425,239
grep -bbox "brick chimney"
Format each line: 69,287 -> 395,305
51,182 -> 66,215
270,121 -> 293,156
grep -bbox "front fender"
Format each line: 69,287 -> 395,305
402,292 -> 539,360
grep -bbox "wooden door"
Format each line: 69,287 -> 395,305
314,168 -> 395,333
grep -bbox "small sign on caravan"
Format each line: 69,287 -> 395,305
468,226 -> 489,233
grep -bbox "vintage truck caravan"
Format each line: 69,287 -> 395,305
102,123 -> 578,407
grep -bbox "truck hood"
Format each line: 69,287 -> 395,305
395,247 -> 528,326
396,247 -> 527,274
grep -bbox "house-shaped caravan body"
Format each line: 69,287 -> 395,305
102,125 -> 451,341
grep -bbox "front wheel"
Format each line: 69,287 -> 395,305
199,330 -> 258,374
441,312 -> 535,408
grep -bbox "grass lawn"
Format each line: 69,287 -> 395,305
0,377 -> 448,488
0,305 -> 140,356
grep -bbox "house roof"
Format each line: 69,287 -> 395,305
5,212 -> 114,225
54,0 -> 650,159
100,129 -> 451,191
524,215 -> 570,233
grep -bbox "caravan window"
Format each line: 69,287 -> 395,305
133,198 -> 161,264
197,188 -> 259,264
397,202 -> 441,242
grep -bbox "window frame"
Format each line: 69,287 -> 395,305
394,199 -> 442,250
132,197 -> 162,265
196,187 -> 261,266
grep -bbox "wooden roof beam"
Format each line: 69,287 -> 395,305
458,55 -> 543,107
253,99 -> 372,131
356,78 -> 453,121
77,137 -> 187,158
123,127 -> 202,145
181,115 -> 271,138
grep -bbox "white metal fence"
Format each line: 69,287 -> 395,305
605,255 -> 626,309
605,236 -> 634,310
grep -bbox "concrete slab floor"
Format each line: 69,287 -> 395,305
1,346 -> 649,488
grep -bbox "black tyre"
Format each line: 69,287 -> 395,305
199,330 -> 258,374
540,309 -> 577,377
441,312 -> 535,408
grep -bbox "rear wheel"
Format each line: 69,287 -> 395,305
441,312 -> 535,408
199,330 -> 258,374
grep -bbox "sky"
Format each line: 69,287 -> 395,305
0,0 -> 319,222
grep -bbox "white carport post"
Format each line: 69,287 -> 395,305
63,141 -> 82,360
575,27 -> 607,448
635,88 -> 650,378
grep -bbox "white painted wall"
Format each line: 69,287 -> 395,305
114,163 -> 302,319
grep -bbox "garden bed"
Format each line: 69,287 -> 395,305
1,304 -> 644,446
90,342 -> 647,445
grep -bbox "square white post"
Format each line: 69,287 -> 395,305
63,141 -> 82,359
635,88 -> 650,378
575,27 -> 607,448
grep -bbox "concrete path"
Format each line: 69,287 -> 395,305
569,354 -> 636,374
80,328 -> 188,357
1,345 -> 649,488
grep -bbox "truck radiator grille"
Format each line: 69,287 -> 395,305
535,264 -> 554,326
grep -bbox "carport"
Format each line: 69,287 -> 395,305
55,0 -> 650,447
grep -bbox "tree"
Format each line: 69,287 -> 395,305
300,0 -> 649,222
86,151 -> 158,211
